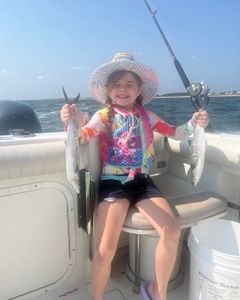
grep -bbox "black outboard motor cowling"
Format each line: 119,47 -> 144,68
0,100 -> 42,135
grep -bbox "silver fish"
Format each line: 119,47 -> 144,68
65,111 -> 89,193
189,124 -> 206,186
65,117 -> 80,193
62,86 -> 81,193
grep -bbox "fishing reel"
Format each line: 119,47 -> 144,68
187,82 -> 209,111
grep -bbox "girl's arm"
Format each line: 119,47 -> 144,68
60,104 -> 106,143
147,110 -> 209,140
174,111 -> 209,139
78,110 -> 107,143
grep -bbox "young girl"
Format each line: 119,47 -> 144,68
60,52 -> 209,300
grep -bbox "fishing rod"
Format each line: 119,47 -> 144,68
144,0 -> 209,112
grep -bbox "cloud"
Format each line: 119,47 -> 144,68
37,74 -> 50,80
72,66 -> 84,71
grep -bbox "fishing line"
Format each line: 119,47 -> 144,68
143,0 -> 210,114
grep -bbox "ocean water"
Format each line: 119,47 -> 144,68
20,96 -> 240,134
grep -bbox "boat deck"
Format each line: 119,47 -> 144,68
42,245 -> 189,300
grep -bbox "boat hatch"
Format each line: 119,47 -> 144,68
0,181 -> 76,299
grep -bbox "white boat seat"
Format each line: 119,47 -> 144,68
123,188 -> 227,233
123,173 -> 227,232
122,173 -> 228,290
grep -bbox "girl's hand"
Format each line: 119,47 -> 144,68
60,103 -> 79,128
191,111 -> 209,128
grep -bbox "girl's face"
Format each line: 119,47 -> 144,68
107,72 -> 142,110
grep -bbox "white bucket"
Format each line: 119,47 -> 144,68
188,219 -> 240,300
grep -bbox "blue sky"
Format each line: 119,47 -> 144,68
0,0 -> 240,100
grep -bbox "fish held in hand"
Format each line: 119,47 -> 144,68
189,124 -> 206,186
65,117 -> 80,193
62,86 -> 84,193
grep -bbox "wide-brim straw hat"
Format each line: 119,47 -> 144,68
89,52 -> 160,104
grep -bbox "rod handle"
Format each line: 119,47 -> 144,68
173,59 -> 190,89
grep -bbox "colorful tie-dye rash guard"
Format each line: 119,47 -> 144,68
78,104 -> 194,180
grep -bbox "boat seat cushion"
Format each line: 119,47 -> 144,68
123,174 -> 227,233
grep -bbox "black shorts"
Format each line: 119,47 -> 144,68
98,174 -> 163,206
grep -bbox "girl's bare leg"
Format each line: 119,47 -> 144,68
136,197 -> 181,300
91,198 -> 130,300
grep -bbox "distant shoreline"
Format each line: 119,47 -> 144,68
155,94 -> 240,99
1,93 -> 240,102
